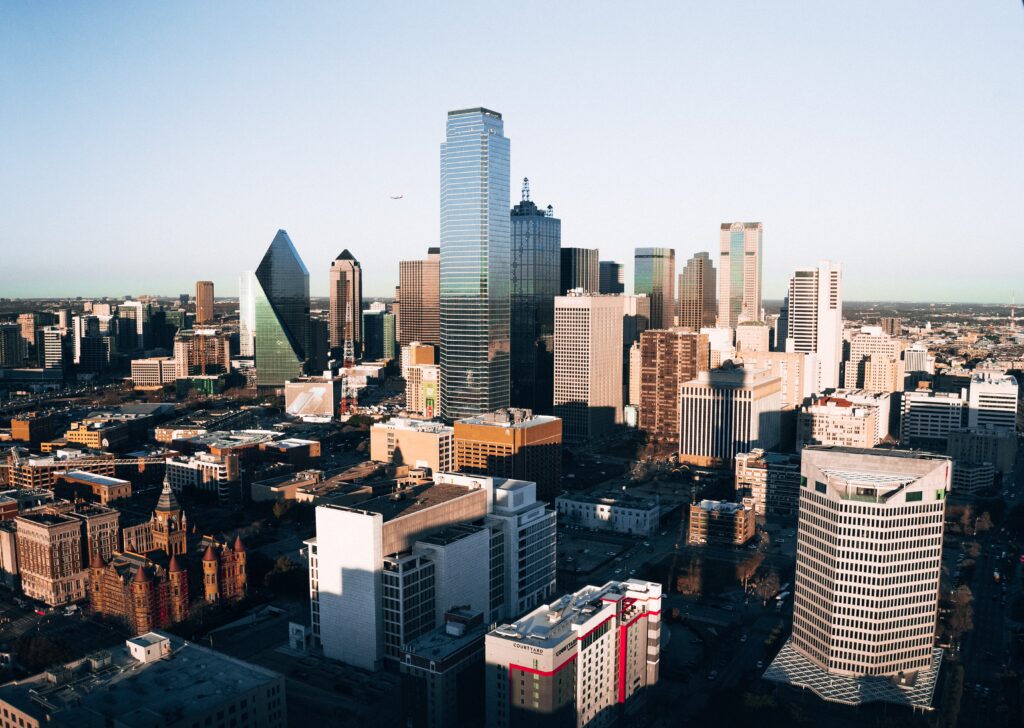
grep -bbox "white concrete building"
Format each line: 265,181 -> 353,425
785,261 -> 843,392
764,447 -> 949,710
968,371 -> 1018,431
900,389 -> 966,447
843,327 -> 905,394
700,326 -> 735,368
734,350 -> 816,409
130,357 -> 177,388
486,580 -> 661,727
554,292 -> 623,442
903,344 -> 935,375
796,394 -> 880,450
164,452 -> 239,501
555,492 -> 659,536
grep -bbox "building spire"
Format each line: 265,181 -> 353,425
522,177 -> 530,202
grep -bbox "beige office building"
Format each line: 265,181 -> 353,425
16,511 -> 87,606
399,248 -> 441,346
717,222 -> 762,328
370,418 -> 454,473
796,395 -> 881,450
734,350 -> 815,410
554,292 -> 623,442
329,250 -> 363,354
405,363 -> 440,418
735,322 -> 771,353
843,327 -> 905,393
195,280 -> 214,324
765,447 -> 949,710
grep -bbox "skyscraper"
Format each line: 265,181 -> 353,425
510,179 -> 560,413
195,281 -> 214,324
553,292 -> 623,442
717,222 -> 762,328
559,247 -> 599,294
238,271 -> 256,357
677,251 -> 717,330
598,260 -> 625,294
638,328 -> 709,445
254,230 -> 310,391
765,447 -> 949,710
329,250 -> 363,358
634,247 -> 675,329
785,261 -> 842,392
440,108 -> 510,421
398,247 -> 440,347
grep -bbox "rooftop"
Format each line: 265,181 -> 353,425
557,491 -> 658,510
322,481 -> 479,524
61,471 -> 130,488
456,408 -> 559,428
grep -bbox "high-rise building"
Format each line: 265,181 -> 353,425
399,247 -> 441,347
634,247 -> 675,329
735,322 -> 770,353
560,247 -> 599,294
485,580 -> 661,728
16,511 -> 87,606
173,328 -> 232,378
599,260 -> 624,294
510,179 -> 560,414
117,299 -> 149,351
406,363 -> 441,419
0,324 -> 27,367
195,281 -> 214,324
785,261 -> 842,392
38,325 -> 64,372
362,310 -> 396,361
764,447 -> 948,710
796,394 -> 882,450
254,230 -> 310,391
903,344 -> 935,375
900,388 -> 966,449
329,250 -> 363,356
554,293 -> 624,442
440,108 -> 510,421
238,270 -> 256,357
638,329 -> 709,444
677,251 -> 717,330
843,327 -> 905,393
967,371 -> 1018,431
717,222 -> 762,328
453,409 -> 562,502
678,363 -> 781,467
879,316 -> 902,337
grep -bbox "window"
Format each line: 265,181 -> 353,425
906,492 -> 922,503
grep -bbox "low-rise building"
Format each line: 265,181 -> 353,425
951,461 -> 995,496
165,452 -> 239,501
485,580 -> 661,727
370,418 -> 455,473
555,491 -> 659,536
946,426 -> 1017,474
735,449 -> 801,518
687,498 -> 756,546
130,356 -> 177,388
0,632 -> 286,727
54,471 -> 132,505
796,395 -> 881,450
900,388 -> 966,449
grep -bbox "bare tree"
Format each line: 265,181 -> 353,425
755,570 -> 781,605
975,512 -> 993,534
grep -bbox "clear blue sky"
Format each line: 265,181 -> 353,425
2,1 -> 1021,302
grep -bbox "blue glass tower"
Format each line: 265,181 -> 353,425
440,108 -> 511,420
254,229 -> 310,390
510,178 -> 560,414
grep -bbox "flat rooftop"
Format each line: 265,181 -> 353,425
184,430 -> 278,448
326,481 -> 477,523
417,522 -> 486,547
557,491 -> 658,510
0,632 -> 282,726
456,408 -> 558,429
62,471 -> 130,487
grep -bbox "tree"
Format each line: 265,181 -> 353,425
948,585 -> 974,641
966,541 -> 982,559
959,506 -> 975,535
755,570 -> 781,605
975,511 -> 994,534
736,552 -> 765,589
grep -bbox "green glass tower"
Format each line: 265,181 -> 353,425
254,229 -> 310,391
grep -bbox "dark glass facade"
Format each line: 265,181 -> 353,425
510,183 -> 560,413
598,261 -> 624,294
559,247 -> 599,294
634,247 -> 675,329
440,108 -> 510,420
254,229 -> 310,390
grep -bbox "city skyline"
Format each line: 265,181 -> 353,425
3,3 -> 1022,302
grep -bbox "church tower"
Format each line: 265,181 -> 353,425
168,554 -> 189,623
131,565 -> 154,635
151,476 -> 187,556
202,544 -> 220,604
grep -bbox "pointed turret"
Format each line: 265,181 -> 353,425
133,565 -> 151,583
155,476 -> 180,512
89,551 -> 105,569
202,544 -> 218,562
233,535 -> 246,553
169,554 -> 184,573
336,249 -> 357,261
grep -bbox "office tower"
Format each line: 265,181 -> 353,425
560,247 -> 599,294
764,447 -> 948,710
717,222 -> 762,328
628,342 -> 642,406
238,270 -> 256,357
688,498 -> 756,546
843,327 -> 905,393
879,316 -> 902,337
784,261 -> 842,392
485,580 -> 661,728
903,344 -> 935,375
195,280 -> 214,324
329,249 -> 363,357
678,363 -> 781,467
308,316 -> 329,373
967,371 -> 1018,430
510,179 -> 560,414
677,251 -> 717,330
453,408 -> 562,502
599,260 -> 625,294
638,329 -> 709,444
701,326 -> 736,368
117,299 -> 148,351
370,418 -> 455,472
554,293 -> 624,442
634,247 -> 675,329
72,315 -> 115,372
399,247 -> 441,347
620,294 -> 651,408
406,363 -> 441,418
402,341 -> 438,373
440,108 -> 511,421
173,329 -> 232,378
735,322 -> 770,353
947,427 -> 1017,475
0,324 -> 26,367
900,388 -> 966,449
796,394 -> 882,450
362,310 -> 396,361
735,449 -> 801,517
16,313 -> 38,359
38,326 -> 64,372
254,230 -> 310,391
15,511 -> 86,606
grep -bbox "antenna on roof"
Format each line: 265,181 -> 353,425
522,177 -> 530,202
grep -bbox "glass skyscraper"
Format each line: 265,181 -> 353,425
677,251 -> 717,330
634,247 -> 675,330
254,229 -> 310,390
717,222 -> 763,328
440,108 -> 510,420
510,177 -> 560,414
